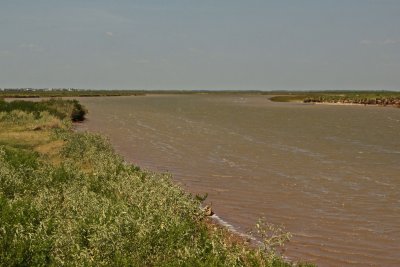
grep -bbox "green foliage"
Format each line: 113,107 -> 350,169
254,219 -> 292,262
2,146 -> 38,171
0,98 -> 87,121
70,100 -> 86,121
195,193 -> 209,202
269,96 -> 305,102
0,99 -> 61,119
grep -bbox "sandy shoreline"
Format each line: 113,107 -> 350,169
314,102 -> 373,106
312,101 -> 399,108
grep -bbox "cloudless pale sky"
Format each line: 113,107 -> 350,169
1,0 -> 399,90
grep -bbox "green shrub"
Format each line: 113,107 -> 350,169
70,100 -> 86,121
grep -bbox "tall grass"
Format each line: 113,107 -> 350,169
0,98 -> 87,121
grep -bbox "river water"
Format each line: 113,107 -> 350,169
76,94 -> 400,266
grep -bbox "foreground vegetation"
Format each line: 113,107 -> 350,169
269,91 -> 400,107
0,98 -> 313,266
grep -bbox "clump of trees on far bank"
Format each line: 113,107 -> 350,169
303,95 -> 400,107
269,91 -> 400,107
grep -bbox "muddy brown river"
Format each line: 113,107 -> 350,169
76,94 -> 400,266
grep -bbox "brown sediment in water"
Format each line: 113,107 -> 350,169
75,94 -> 400,267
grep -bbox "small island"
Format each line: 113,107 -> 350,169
268,91 -> 400,107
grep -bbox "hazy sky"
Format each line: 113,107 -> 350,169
1,0 -> 399,90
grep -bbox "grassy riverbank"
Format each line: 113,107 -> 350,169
0,98 -> 313,266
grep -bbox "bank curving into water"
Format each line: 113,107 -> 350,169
0,98 -> 313,266
75,94 -> 400,266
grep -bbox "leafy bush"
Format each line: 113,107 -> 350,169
70,100 -> 86,121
